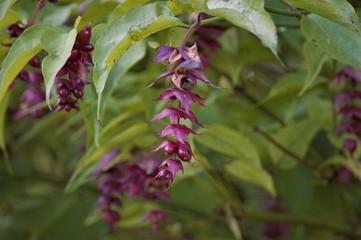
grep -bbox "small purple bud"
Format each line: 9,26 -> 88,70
343,138 -> 357,154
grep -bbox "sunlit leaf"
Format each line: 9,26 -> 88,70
93,2 -> 184,120
205,0 -> 278,56
0,24 -> 54,103
41,18 -> 80,107
0,0 -> 15,22
108,0 -> 150,23
285,0 -> 360,33
301,14 -> 361,72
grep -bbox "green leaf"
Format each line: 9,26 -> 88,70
196,125 -> 261,168
97,40 -> 146,119
226,160 -> 276,196
78,1 -> 118,29
42,18 -> 80,107
301,14 -> 361,72
0,0 -> 15,22
66,123 -> 149,192
108,0 -> 150,23
0,24 -> 53,103
204,0 -> 278,56
299,41 -> 328,95
269,119 -> 322,169
260,71 -> 305,103
0,9 -> 21,29
0,92 -> 11,173
285,0 -> 360,32
93,1 -> 184,119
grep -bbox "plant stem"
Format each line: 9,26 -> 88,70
28,0 -> 44,26
253,126 -> 332,179
264,6 -> 304,17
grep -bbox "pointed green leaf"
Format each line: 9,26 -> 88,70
285,0 -> 360,32
204,0 -> 278,56
299,41 -> 328,95
196,125 -> 261,168
226,160 -> 276,196
93,2 -> 184,119
0,9 -> 21,29
41,18 -> 80,107
0,0 -> 15,22
0,24 -> 53,103
108,0 -> 150,23
301,14 -> 361,72
269,119 -> 322,169
78,1 -> 118,29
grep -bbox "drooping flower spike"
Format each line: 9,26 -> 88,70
149,13 -> 217,185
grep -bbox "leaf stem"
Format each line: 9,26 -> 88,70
264,6 -> 305,17
253,126 -> 332,179
28,0 -> 44,26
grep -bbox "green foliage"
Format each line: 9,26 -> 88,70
1,0 -> 361,239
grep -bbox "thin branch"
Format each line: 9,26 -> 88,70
28,0 -> 44,26
253,126 -> 332,179
265,6 -> 305,17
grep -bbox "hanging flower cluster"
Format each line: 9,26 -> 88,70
149,14 -> 215,186
54,24 -> 93,112
332,66 -> 361,181
94,150 -> 169,232
5,0 -> 58,118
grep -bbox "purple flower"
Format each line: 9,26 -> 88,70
344,138 -> 357,154
95,152 -> 169,232
143,210 -> 169,233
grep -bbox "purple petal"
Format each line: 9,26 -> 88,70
160,158 -> 184,176
338,105 -> 361,119
334,92 -> 350,106
343,66 -> 361,82
143,210 -> 169,233
177,59 -> 201,69
151,107 -> 193,123
154,46 -> 175,62
93,149 -> 120,176
156,87 -> 205,114
160,124 -> 197,143
187,70 -> 218,88
344,138 -> 357,153
147,71 -> 174,88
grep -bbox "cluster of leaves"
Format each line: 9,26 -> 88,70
1,0 -> 361,239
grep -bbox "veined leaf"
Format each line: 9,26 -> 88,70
269,119 -> 322,169
0,24 -> 54,103
204,0 -> 278,56
42,18 -> 80,107
196,125 -> 261,168
93,2 -> 184,120
299,41 -> 328,95
226,160 -> 276,196
285,0 -> 360,33
301,14 -> 361,72
0,0 -> 15,22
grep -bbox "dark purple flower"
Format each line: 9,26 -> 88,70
338,167 -> 353,182
154,46 -> 176,63
143,210 -> 169,233
343,139 -> 357,154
